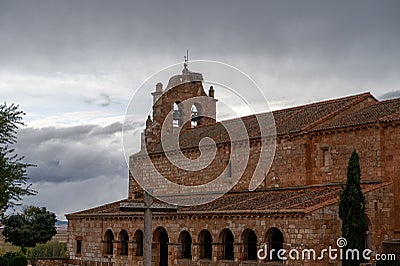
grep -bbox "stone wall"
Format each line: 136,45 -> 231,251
308,125 -> 384,185
383,124 -> 400,236
36,258 -> 69,266
67,184 -> 392,266
129,123 -> 391,198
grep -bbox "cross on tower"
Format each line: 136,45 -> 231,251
184,50 -> 189,68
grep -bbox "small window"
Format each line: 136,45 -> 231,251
227,161 -> 232,177
322,147 -> 330,167
76,240 -> 82,254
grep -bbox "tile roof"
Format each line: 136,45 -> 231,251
179,182 -> 385,214
313,97 -> 400,131
271,92 -> 376,134
147,92 -> 379,153
69,199 -> 127,215
67,182 -> 388,217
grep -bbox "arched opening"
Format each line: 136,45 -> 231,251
178,231 -> 192,259
104,229 -> 114,256
198,229 -> 213,260
265,227 -> 284,261
134,230 -> 144,256
219,228 -> 234,261
153,226 -> 169,266
191,103 -> 202,127
242,229 -> 258,261
118,229 -> 129,256
173,101 -> 182,128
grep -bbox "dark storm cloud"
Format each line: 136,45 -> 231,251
14,122 -> 142,183
1,0 -> 399,72
1,0 -> 399,109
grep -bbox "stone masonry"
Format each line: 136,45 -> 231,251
64,65 -> 400,266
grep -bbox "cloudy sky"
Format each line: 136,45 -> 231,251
1,0 -> 400,220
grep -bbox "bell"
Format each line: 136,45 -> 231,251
191,112 -> 202,122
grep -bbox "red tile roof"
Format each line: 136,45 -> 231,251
67,182 -> 388,217
271,92 -> 376,134
179,182 -> 386,213
146,92 -> 380,153
313,98 -> 400,131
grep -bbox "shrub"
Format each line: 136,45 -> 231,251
0,251 -> 27,266
0,255 -> 9,266
10,255 -> 28,266
28,241 -> 67,262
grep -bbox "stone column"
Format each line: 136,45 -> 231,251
143,191 -> 153,266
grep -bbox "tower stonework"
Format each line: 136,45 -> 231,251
130,65 -> 218,199
145,64 -> 217,147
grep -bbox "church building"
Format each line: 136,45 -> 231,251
64,64 -> 400,265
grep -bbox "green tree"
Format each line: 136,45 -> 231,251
2,206 -> 57,254
339,150 -> 367,266
0,103 -> 36,217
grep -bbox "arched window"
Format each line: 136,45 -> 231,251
173,101 -> 182,128
104,229 -> 114,255
219,228 -> 234,261
134,230 -> 144,256
198,229 -> 213,260
265,227 -> 284,261
118,229 -> 129,256
178,231 -> 192,259
242,229 -> 258,261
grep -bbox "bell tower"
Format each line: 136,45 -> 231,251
144,61 -> 217,148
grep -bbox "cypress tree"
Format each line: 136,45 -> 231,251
339,150 -> 367,266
